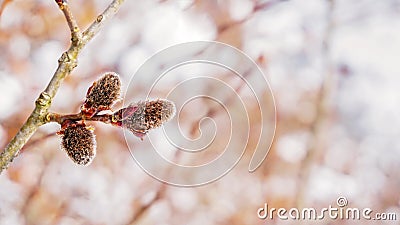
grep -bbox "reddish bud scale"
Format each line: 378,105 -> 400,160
55,0 -> 64,6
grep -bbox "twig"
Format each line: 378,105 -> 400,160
217,0 -> 286,33
46,112 -> 113,125
128,185 -> 167,225
295,0 -> 336,209
82,0 -> 123,45
189,67 -> 253,136
0,0 -> 12,20
0,0 -> 125,174
55,0 -> 82,44
20,152 -> 56,223
20,132 -> 57,153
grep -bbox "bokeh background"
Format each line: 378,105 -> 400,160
1,0 -> 399,224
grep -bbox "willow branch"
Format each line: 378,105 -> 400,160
0,0 -> 125,173
21,132 -> 57,153
46,112 -> 113,125
128,185 -> 167,225
55,0 -> 82,43
295,0 -> 336,209
0,0 -> 12,20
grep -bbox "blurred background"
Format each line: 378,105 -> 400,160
0,0 -> 399,224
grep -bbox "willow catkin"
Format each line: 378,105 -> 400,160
82,72 -> 121,116
112,99 -> 176,138
61,124 -> 96,165
143,99 -> 176,129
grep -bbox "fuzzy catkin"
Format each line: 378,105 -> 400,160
61,124 -> 96,165
113,99 -> 176,137
83,72 -> 121,110
143,99 -> 176,129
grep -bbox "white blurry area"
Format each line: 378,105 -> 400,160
0,0 -> 399,225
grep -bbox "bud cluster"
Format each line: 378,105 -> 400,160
59,72 -> 121,166
57,72 -> 176,165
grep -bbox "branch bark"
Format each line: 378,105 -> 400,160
0,0 -> 125,173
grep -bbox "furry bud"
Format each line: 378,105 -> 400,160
112,99 -> 176,139
82,72 -> 121,117
61,123 -> 96,165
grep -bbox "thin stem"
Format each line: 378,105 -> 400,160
82,0 -> 124,45
128,185 -> 166,225
0,0 -> 125,174
217,0 -> 286,33
46,112 -> 113,125
295,0 -> 336,210
56,0 -> 82,44
0,0 -> 12,20
21,132 -> 57,153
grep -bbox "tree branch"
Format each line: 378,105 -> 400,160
128,185 -> 167,225
295,0 -> 336,209
82,0 -> 123,45
0,0 -> 125,174
0,0 -> 12,20
55,0 -> 82,44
